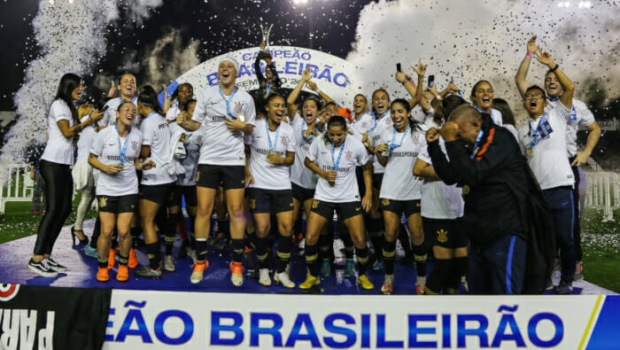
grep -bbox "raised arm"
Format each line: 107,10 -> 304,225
255,50 -> 267,84
58,109 -> 103,138
515,35 -> 538,98
307,79 -> 334,105
287,68 -> 313,121
534,48 -> 574,110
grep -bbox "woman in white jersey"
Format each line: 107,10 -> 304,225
28,73 -> 104,277
177,57 -> 256,287
164,83 -> 194,123
71,104 -> 98,245
245,94 -> 297,288
470,80 -> 503,126
89,101 -> 154,282
414,95 -> 469,295
168,99 -> 204,264
301,115 -> 374,290
376,99 -> 427,295
134,86 -> 178,278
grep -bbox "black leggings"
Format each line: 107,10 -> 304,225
33,160 -> 73,255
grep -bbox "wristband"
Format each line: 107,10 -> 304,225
164,95 -> 170,100
549,64 -> 559,72
526,52 -> 532,57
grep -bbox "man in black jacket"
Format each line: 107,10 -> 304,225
427,105 -> 529,294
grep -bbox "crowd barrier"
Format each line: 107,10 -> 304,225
102,289 -> 617,350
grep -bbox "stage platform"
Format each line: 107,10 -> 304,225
0,219 -> 615,296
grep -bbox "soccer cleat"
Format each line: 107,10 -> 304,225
381,274 -> 394,295
230,261 -> 244,287
274,271 -> 295,289
187,248 -> 197,263
545,279 -> 554,291
128,248 -> 138,268
574,261 -> 584,281
46,257 -> 67,272
116,265 -> 129,282
84,245 -> 98,259
190,260 -> 209,284
556,280 -> 574,295
28,258 -> 58,277
344,258 -> 355,278
416,276 -> 427,295
372,259 -> 383,271
320,258 -> 331,277
259,268 -> 272,286
357,274 -> 375,290
96,267 -> 109,282
135,266 -> 162,279
164,255 -> 175,272
299,275 -> 320,289
108,248 -> 117,269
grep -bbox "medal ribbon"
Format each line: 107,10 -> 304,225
389,123 -> 411,155
332,140 -> 346,172
115,124 -> 130,168
302,119 -> 315,142
265,119 -> 281,153
218,86 -> 239,118
470,129 -> 485,159
528,113 -> 549,151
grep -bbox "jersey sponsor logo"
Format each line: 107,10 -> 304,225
99,196 -> 108,208
437,229 -> 448,243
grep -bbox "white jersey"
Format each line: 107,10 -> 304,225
290,115 -> 321,189
545,98 -> 595,157
41,99 -> 75,165
369,112 -> 392,174
246,118 -> 296,190
140,112 -> 177,186
490,108 -> 503,126
165,103 -> 182,122
76,115 -> 97,163
307,135 -> 369,203
101,97 -> 140,128
349,113 -> 375,141
379,124 -> 426,200
192,85 -> 256,166
91,126 -> 142,196
170,123 -> 204,187
417,126 -> 464,219
411,107 -> 433,124
519,102 -> 574,190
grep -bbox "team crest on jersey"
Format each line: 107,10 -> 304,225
99,196 -> 108,208
411,133 -> 420,145
344,150 -> 354,161
131,140 -> 139,151
233,101 -> 245,115
312,199 -> 319,208
382,198 -> 390,206
437,229 -> 448,243
280,135 -> 289,146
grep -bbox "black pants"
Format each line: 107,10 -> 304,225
33,160 -> 73,255
569,158 -> 582,261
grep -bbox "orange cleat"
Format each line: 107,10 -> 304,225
97,267 -> 109,282
117,265 -> 129,282
108,248 -> 117,269
128,248 -> 138,268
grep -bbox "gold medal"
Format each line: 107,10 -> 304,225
238,115 -> 245,123
118,163 -> 124,170
463,185 -> 470,195
527,147 -> 533,156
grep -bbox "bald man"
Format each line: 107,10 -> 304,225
426,105 -> 529,294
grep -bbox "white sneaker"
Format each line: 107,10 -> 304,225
259,268 -> 272,286
274,271 -> 295,289
164,255 -> 175,272
187,248 -> 197,263
230,262 -> 244,287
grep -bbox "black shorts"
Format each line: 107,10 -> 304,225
381,198 -> 421,217
372,173 -> 384,190
423,217 -> 468,249
196,164 -> 245,190
178,185 -> 197,207
292,183 -> 315,203
139,184 -> 176,206
98,194 -> 137,214
248,188 -> 294,214
311,199 -> 362,221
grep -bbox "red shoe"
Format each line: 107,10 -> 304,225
108,248 -> 117,269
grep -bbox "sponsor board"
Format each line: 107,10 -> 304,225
104,289 -> 619,349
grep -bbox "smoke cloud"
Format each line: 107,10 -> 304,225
346,0 -> 620,121
2,0 -> 163,162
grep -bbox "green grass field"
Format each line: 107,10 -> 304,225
1,200 -> 619,292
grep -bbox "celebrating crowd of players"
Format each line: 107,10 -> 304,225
27,35 -> 601,295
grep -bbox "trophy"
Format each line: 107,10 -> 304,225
260,23 -> 273,54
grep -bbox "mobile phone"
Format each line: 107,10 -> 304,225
428,75 -> 435,88
396,63 -> 402,72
